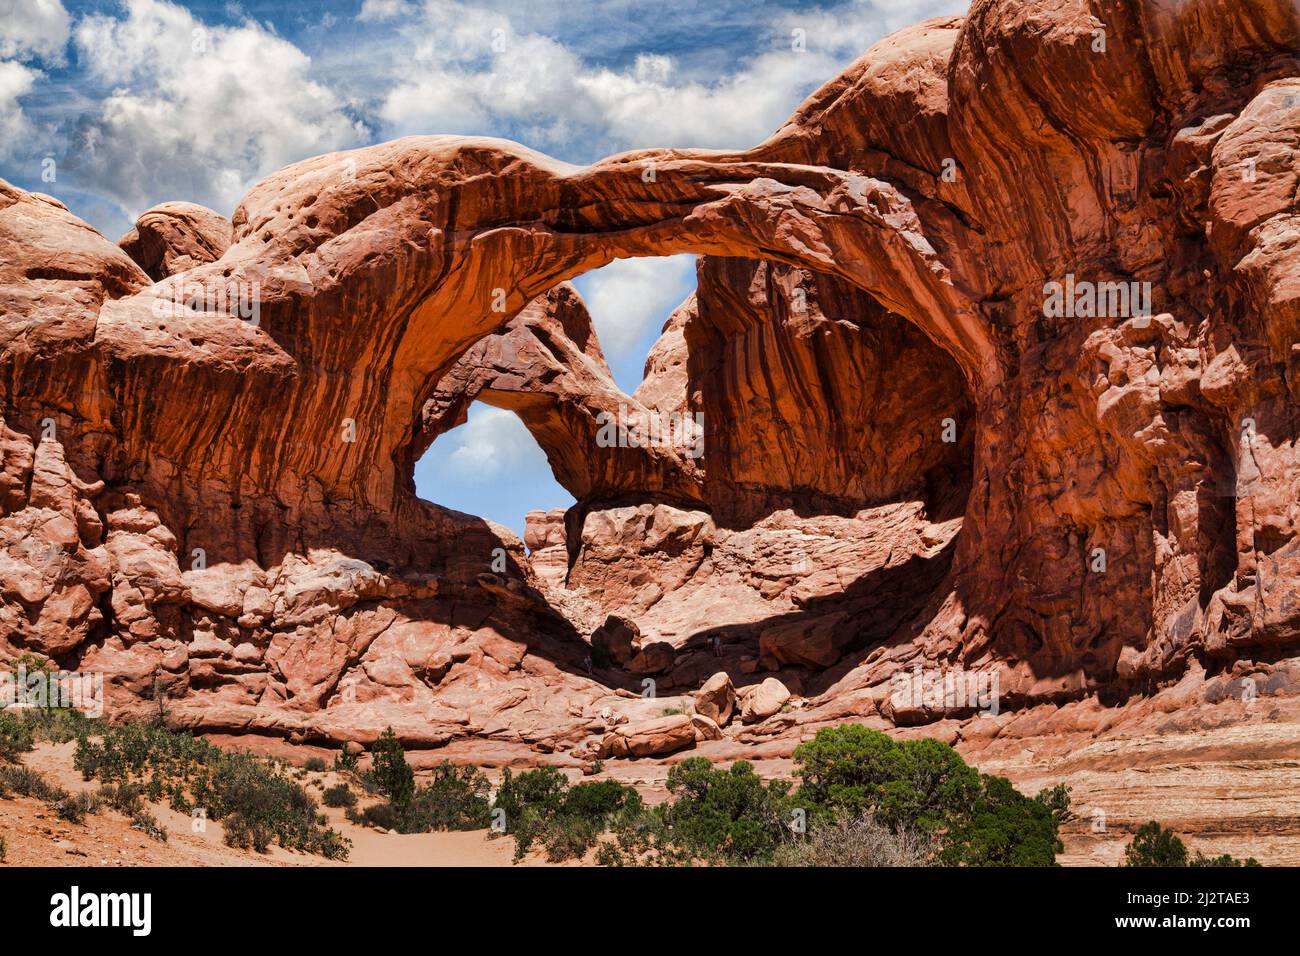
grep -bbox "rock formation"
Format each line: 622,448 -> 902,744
2,0 -> 1300,770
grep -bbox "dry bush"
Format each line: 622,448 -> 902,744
773,814 -> 934,867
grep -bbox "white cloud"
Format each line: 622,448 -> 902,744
379,5 -> 590,142
0,0 -> 70,63
576,49 -> 836,150
0,60 -> 39,160
357,0 -> 416,23
65,0 -> 365,219
576,255 -> 695,362
446,405 -> 547,479
376,0 -> 968,153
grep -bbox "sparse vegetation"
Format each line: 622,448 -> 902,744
493,767 -> 644,862
97,781 -> 148,816
0,712 -> 1264,868
0,763 -> 66,801
131,809 -> 167,842
72,721 -> 349,860
55,790 -> 101,824
490,728 -> 1064,867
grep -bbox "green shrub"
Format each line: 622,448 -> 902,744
793,724 -> 1062,867
0,712 -> 35,762
0,764 -> 65,801
562,779 -> 641,822
660,757 -> 793,864
541,815 -> 602,862
1034,783 -> 1075,825
1190,852 -> 1260,867
370,728 -> 414,807
322,784 -> 356,808
97,782 -> 147,816
223,812 -> 272,853
348,748 -> 492,835
358,802 -> 400,830
73,721 -> 217,784
1124,821 -> 1258,867
401,762 -> 492,832
939,774 -> 1062,866
493,766 -> 567,828
333,747 -> 359,772
793,725 -> 980,832
304,757 -> 327,773
491,767 -> 644,862
56,791 -> 101,824
1124,821 -> 1189,867
7,706 -> 96,746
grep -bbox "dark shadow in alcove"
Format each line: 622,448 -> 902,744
664,534 -> 960,700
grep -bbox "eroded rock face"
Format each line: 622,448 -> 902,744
688,257 -> 973,527
117,202 -> 233,281
2,0 -> 1300,764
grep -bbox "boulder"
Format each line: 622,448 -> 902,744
598,714 -> 695,758
691,713 -> 723,741
591,614 -> 639,666
740,678 -> 792,723
695,671 -> 736,726
627,641 -> 675,675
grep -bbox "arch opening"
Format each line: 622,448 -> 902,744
410,251 -> 976,687
414,401 -> 575,540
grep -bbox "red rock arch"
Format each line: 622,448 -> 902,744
3,0 -> 1300,741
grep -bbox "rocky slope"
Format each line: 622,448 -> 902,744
2,0 -> 1300,794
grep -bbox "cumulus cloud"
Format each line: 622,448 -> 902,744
0,0 -> 71,63
0,0 -> 68,161
63,0 -> 365,220
576,255 -> 696,363
445,405 -> 548,479
0,60 -> 39,160
376,0 -> 967,154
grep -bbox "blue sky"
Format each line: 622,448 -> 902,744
0,0 -> 966,537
